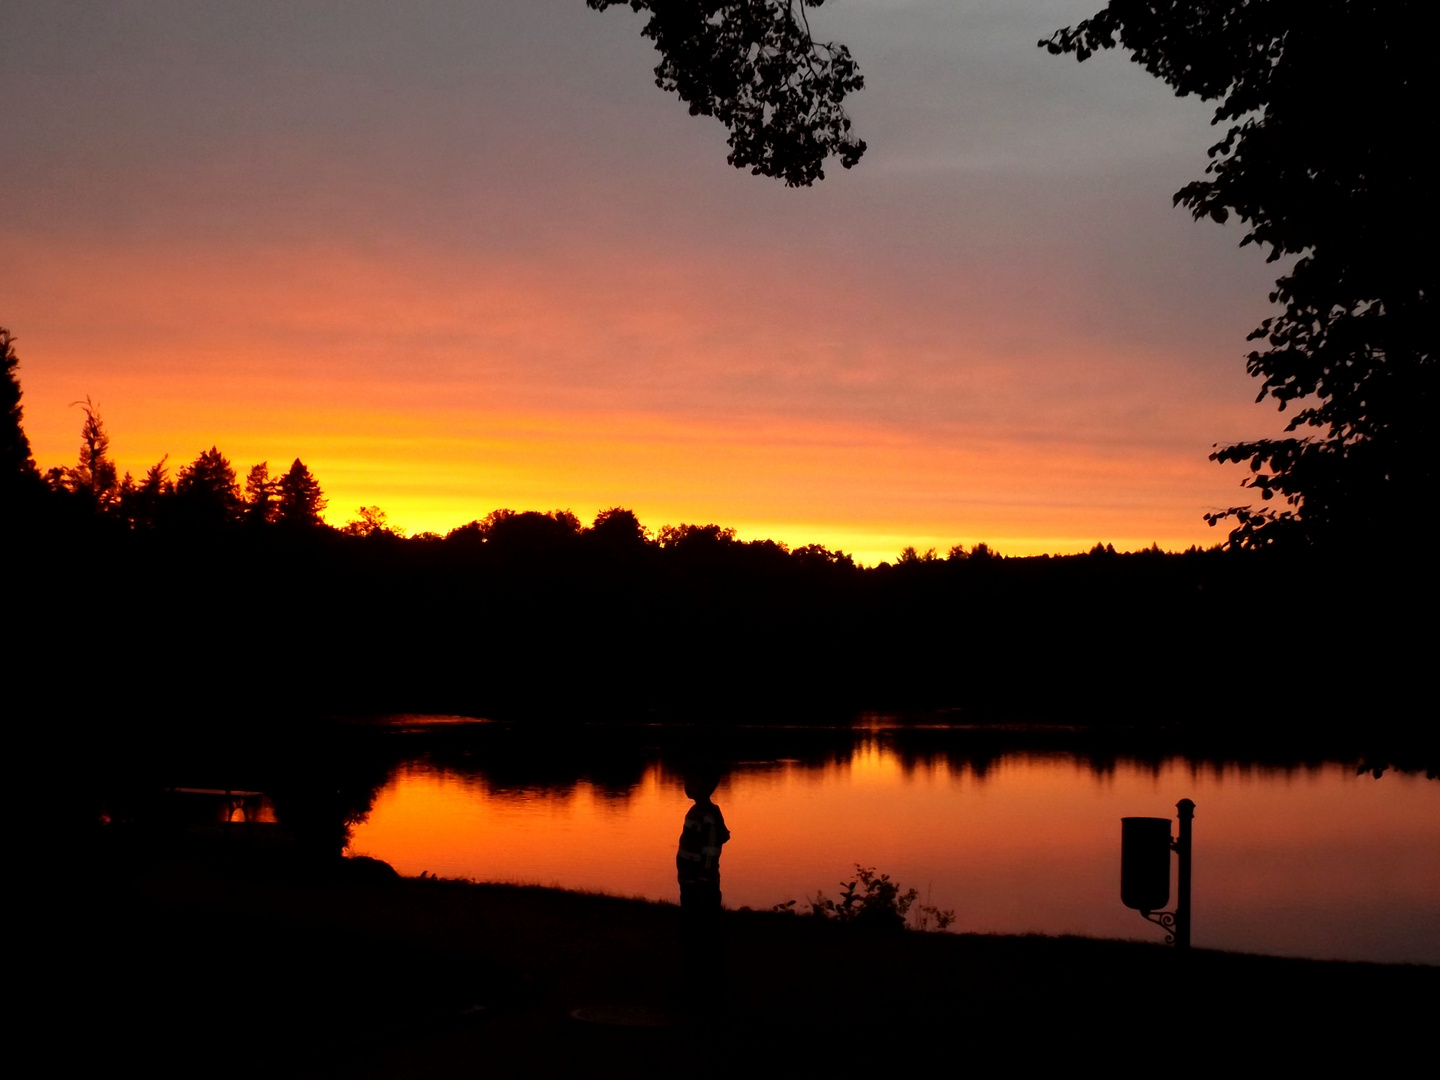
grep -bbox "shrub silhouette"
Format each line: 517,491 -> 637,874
803,865 -> 955,934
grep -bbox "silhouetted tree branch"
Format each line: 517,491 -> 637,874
589,0 -> 865,186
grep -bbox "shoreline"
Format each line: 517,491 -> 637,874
57,846 -> 1437,1075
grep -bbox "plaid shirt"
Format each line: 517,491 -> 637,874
676,800 -> 730,883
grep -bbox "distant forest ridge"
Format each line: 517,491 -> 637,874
4,330 -> 1432,751
15,390 -> 1202,565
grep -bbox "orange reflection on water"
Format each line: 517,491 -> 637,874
347,746 -> 1440,964
352,765 -> 691,902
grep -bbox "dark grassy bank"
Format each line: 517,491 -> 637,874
47,837 -> 1437,1078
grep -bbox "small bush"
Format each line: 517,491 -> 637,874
790,865 -> 956,934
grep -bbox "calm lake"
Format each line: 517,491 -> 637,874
346,722 -> 1439,965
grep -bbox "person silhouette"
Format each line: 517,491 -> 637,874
676,766 -> 730,991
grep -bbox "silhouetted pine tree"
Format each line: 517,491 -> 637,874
65,398 -> 119,512
244,461 -> 279,526
0,328 -> 43,506
174,446 -> 242,529
118,455 -> 172,530
276,458 -> 326,528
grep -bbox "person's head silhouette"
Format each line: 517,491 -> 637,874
684,767 -> 720,804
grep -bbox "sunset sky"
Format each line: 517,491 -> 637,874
1,1 -> 1291,562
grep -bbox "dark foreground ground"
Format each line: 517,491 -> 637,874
45,838 -> 1436,1078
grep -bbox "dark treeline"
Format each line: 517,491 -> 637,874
5,330 -> 1433,763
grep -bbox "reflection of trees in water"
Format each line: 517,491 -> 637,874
72,718 -> 397,862
881,728 -> 1362,784
267,747 -> 392,860
415,730 -> 655,803
360,720 -> 1421,804
71,714 -> 1431,862
386,723 -> 876,800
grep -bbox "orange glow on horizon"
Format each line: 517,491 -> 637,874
20,391 -> 1237,562
9,238 -> 1276,562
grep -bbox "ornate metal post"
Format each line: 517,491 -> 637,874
1174,798 -> 1194,951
